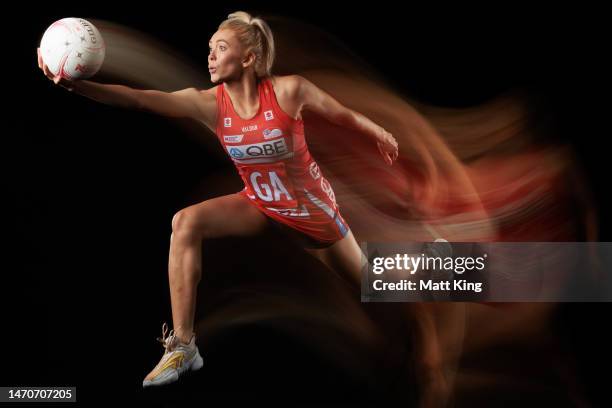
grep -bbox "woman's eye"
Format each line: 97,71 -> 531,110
220,46 -> 226,51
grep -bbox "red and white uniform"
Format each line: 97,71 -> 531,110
215,77 -> 349,245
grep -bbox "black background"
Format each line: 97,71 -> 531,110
4,1 -> 611,406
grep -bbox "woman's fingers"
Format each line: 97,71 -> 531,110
42,63 -> 52,78
39,52 -> 61,82
38,50 -> 74,90
378,141 -> 398,165
44,65 -> 59,82
378,143 -> 389,165
377,141 -> 385,157
39,50 -> 55,80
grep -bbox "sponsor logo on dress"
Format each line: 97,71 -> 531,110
226,138 -> 290,160
321,177 -> 337,206
224,134 -> 244,143
229,147 -> 244,158
309,162 -> 321,180
224,117 -> 232,127
242,124 -> 258,132
263,128 -> 283,139
264,110 -> 274,121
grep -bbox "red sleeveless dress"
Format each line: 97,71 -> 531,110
215,77 -> 349,246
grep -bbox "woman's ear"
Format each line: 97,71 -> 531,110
242,51 -> 256,69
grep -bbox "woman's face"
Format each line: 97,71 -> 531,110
208,29 -> 249,83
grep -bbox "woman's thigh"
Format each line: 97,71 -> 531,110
303,229 -> 367,290
173,193 -> 270,239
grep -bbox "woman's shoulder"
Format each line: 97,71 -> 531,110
269,74 -> 302,96
268,75 -> 304,121
198,85 -> 219,100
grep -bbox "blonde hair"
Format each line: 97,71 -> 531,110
218,11 -> 275,78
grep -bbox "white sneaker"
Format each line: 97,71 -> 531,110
142,322 -> 204,387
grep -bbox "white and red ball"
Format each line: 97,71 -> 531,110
40,18 -> 105,80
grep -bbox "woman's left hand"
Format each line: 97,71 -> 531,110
377,128 -> 399,165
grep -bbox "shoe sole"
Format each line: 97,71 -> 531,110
143,350 -> 204,387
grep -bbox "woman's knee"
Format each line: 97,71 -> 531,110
171,194 -> 268,241
171,207 -> 205,241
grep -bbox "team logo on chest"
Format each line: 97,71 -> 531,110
263,128 -> 283,139
224,117 -> 232,127
264,110 -> 274,121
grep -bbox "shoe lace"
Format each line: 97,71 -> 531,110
156,322 -> 178,353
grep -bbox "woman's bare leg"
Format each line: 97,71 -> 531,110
303,231 -> 457,407
302,229 -> 366,293
168,193 -> 269,343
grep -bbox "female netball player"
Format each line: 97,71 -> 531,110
38,11 -> 399,387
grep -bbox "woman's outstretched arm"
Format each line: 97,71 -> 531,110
290,74 -> 399,165
37,48 -> 215,122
